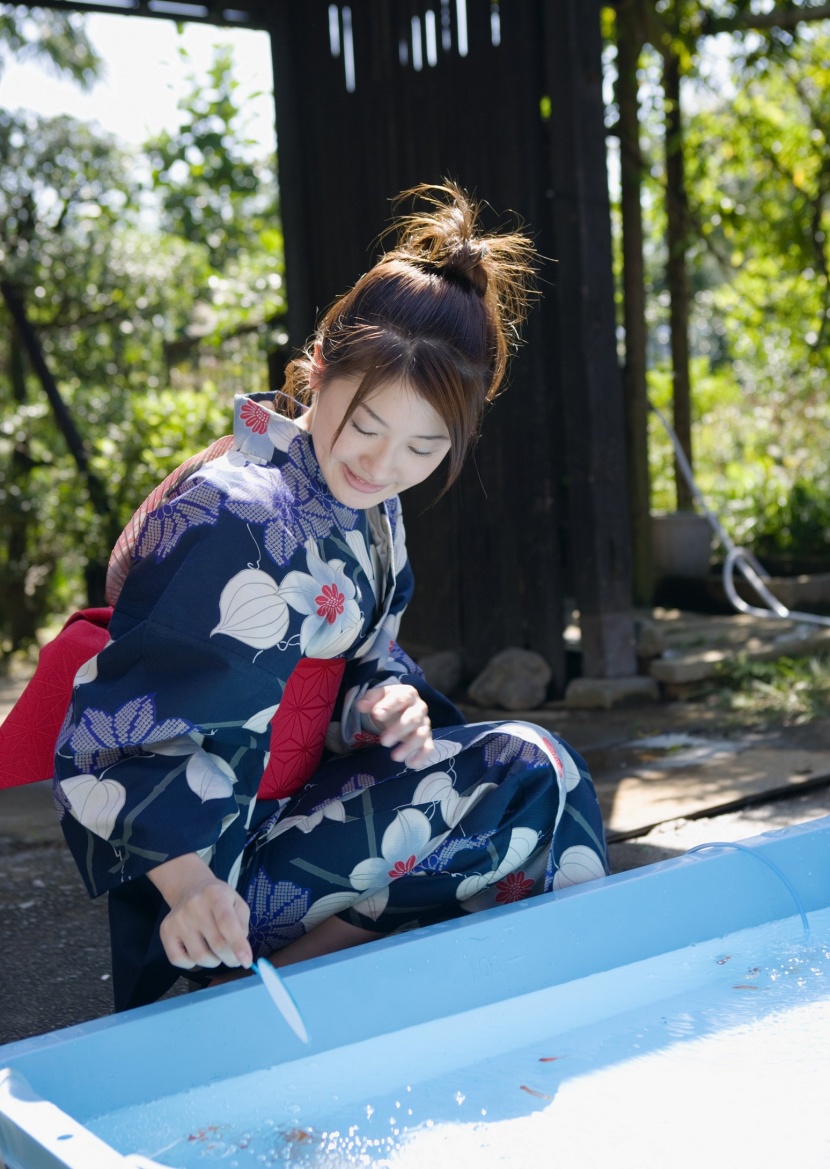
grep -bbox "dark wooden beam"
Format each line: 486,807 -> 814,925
8,0 -> 272,31
543,0 -> 637,678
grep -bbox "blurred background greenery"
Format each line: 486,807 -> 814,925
1,3 -> 829,654
0,10 -> 284,648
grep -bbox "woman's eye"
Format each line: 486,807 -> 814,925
409,447 -> 433,458
350,420 -> 374,436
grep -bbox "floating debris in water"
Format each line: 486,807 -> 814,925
520,1085 -> 553,1100
281,1126 -> 314,1144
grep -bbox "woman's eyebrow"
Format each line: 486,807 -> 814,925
361,402 -> 450,442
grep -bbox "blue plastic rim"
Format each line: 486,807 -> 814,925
0,813 -> 828,1165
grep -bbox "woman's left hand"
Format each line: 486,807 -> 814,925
356,683 -> 434,768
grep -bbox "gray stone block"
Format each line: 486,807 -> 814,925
564,675 -> 659,709
635,617 -> 667,659
418,650 -> 463,695
467,647 -> 552,711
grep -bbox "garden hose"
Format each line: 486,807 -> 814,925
650,402 -> 830,628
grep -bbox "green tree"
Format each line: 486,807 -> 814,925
0,3 -> 101,87
0,35 -> 285,652
0,108 -> 216,647
606,1 -> 830,590
144,43 -> 279,271
141,43 -> 285,391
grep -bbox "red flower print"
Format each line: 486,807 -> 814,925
388,854 -> 417,879
316,583 -> 345,624
494,870 -> 535,904
240,399 -> 269,434
354,730 -> 381,747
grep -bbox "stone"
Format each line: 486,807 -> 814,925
467,647 -> 552,711
564,675 -> 659,710
418,650 -> 463,696
635,618 -> 667,660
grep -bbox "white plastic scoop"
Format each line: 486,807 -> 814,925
253,958 -> 309,1044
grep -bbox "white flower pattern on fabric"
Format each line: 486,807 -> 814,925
348,807 -> 449,921
344,528 -> 378,602
300,890 -> 364,932
454,826 -> 540,903
211,568 -> 289,650
242,704 -> 280,734
406,737 -> 463,772
74,654 -> 102,686
279,541 -> 362,658
60,774 -> 127,841
259,798 -> 348,844
185,751 -> 237,802
411,771 -> 497,829
553,844 -> 607,889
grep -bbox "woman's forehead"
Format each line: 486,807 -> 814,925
353,378 -> 449,438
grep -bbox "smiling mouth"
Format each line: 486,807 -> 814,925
343,466 -> 387,494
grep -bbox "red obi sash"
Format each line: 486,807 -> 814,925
0,606 -> 344,801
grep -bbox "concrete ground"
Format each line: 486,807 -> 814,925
2,613 -> 830,1048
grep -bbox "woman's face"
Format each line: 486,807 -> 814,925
300,373 -> 451,509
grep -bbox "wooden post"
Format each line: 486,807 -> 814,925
664,48 -> 694,512
616,0 -> 653,605
543,0 -> 637,677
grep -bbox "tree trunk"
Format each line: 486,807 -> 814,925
616,0 -> 653,603
2,325 -> 40,649
663,48 -> 694,512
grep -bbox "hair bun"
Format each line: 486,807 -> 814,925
385,183 -> 494,297
385,182 -> 537,338
442,237 -> 489,295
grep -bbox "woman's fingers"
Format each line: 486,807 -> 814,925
391,721 -> 434,763
160,882 -> 253,971
359,686 -> 430,740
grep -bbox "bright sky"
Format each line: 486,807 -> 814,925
0,12 -> 276,153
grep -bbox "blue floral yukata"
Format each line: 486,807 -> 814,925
54,392 -> 609,1010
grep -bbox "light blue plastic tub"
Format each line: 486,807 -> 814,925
2,817 -> 828,1168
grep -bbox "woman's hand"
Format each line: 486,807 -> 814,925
148,853 -> 253,971
356,683 -> 434,768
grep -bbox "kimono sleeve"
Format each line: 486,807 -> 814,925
53,486 -> 302,900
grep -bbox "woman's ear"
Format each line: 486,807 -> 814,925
309,343 -> 325,392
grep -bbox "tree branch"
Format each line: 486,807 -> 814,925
699,3 -> 830,36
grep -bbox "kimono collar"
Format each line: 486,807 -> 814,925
233,391 -> 310,463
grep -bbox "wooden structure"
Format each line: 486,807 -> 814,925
33,1 -> 636,689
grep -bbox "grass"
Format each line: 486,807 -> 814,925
699,654 -> 830,726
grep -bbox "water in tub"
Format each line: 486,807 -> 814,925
89,908 -> 830,1168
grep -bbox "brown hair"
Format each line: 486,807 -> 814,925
280,182 -> 538,491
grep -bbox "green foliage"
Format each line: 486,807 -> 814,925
686,31 -> 830,389
144,43 -> 278,271
0,23 -> 283,651
706,654 -> 830,726
607,9 -> 830,570
0,4 -> 101,88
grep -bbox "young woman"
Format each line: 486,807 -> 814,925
54,184 -> 609,1010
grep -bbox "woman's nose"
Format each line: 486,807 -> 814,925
361,442 -> 396,482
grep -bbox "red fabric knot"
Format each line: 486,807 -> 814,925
257,657 -> 346,800
0,607 -> 113,790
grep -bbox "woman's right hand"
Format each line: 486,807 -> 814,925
148,853 -> 253,971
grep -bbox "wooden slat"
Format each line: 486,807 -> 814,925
18,1 -> 634,687
267,2 -> 631,686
